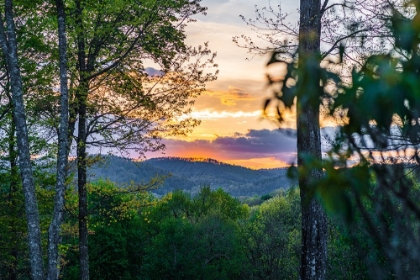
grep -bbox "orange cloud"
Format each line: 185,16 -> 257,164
143,127 -> 340,169
204,86 -> 259,107
145,129 -> 298,169
178,109 -> 262,121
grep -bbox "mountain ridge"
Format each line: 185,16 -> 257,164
141,156 -> 286,171
88,155 -> 295,196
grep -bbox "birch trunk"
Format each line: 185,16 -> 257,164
47,0 -> 70,278
0,0 -> 44,278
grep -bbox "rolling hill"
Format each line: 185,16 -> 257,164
88,155 -> 295,196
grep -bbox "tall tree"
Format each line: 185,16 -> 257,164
0,0 -> 44,278
237,1 -> 403,278
0,1 -> 215,279
296,1 -> 327,278
254,1 -> 328,277
65,1 -> 217,278
47,0 -> 70,278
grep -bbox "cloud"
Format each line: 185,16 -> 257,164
144,127 -> 341,169
192,83 -> 268,116
205,86 -> 256,100
178,110 -> 261,121
212,128 -> 297,155
146,128 -> 298,167
218,86 -> 258,106
144,67 -> 164,77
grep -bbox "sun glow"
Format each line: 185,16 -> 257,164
178,110 -> 262,121
224,157 -> 291,169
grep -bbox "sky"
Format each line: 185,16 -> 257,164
145,0 -> 302,169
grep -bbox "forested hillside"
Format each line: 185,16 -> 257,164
88,156 -> 293,196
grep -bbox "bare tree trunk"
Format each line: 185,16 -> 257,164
297,0 -> 327,279
47,0 -> 69,278
0,0 -> 44,279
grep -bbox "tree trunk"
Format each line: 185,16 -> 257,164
77,80 -> 89,280
8,118 -> 18,280
47,0 -> 70,278
0,1 -> 44,279
297,0 -> 327,279
75,1 -> 90,278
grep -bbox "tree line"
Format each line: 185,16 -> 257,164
0,0 -> 216,279
0,180 -> 376,279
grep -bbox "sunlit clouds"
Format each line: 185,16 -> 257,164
145,129 -> 297,167
225,157 -> 291,169
145,127 -> 341,168
179,110 -> 261,121
211,86 -> 258,106
144,0 -> 301,169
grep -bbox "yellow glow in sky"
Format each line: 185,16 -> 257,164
146,0 -> 301,169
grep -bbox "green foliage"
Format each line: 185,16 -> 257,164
260,194 -> 273,201
271,1 -> 420,277
0,0 -> 217,277
0,165 -> 59,279
61,179 -> 149,279
327,218 -> 370,280
139,186 -> 248,279
142,216 -> 244,280
240,189 -> 301,279
0,172 -> 30,279
0,171 -> 373,279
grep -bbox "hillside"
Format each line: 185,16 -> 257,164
88,156 -> 295,196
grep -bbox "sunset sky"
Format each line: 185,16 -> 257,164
146,0 -> 301,169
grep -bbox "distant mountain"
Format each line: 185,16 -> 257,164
88,156 -> 296,196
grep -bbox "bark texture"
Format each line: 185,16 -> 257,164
77,78 -> 89,280
47,0 -> 69,278
297,0 -> 328,279
8,118 -> 19,280
0,0 -> 44,279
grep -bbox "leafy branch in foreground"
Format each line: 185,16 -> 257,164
272,1 -> 420,278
